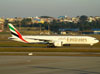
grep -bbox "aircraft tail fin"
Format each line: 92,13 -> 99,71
8,23 -> 28,43
8,23 -> 22,38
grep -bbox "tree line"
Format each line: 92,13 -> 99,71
4,15 -> 100,32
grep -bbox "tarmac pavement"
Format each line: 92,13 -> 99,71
0,56 -> 100,74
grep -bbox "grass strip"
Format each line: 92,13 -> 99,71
0,48 -> 100,52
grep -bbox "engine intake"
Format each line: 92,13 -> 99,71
54,41 -> 63,47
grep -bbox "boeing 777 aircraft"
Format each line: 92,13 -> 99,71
8,23 -> 99,47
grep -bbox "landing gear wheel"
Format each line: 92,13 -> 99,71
47,44 -> 55,48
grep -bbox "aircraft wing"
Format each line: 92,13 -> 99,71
25,37 -> 63,46
26,38 -> 53,43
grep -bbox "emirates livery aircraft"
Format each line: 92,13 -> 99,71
8,23 -> 99,47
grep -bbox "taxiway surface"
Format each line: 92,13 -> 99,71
0,56 -> 100,74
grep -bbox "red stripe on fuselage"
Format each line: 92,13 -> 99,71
15,29 -> 28,43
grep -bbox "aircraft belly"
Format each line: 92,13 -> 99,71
63,40 -> 90,45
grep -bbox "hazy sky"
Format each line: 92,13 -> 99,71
0,0 -> 100,17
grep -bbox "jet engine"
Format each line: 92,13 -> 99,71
54,41 -> 63,47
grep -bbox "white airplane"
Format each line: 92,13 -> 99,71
8,23 -> 99,47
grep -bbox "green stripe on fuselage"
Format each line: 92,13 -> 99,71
9,25 -> 15,31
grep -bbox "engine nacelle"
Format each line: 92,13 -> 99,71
54,41 -> 63,47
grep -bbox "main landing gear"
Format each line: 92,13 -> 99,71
47,44 -> 56,48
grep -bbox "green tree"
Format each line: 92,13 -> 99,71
79,15 -> 88,23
